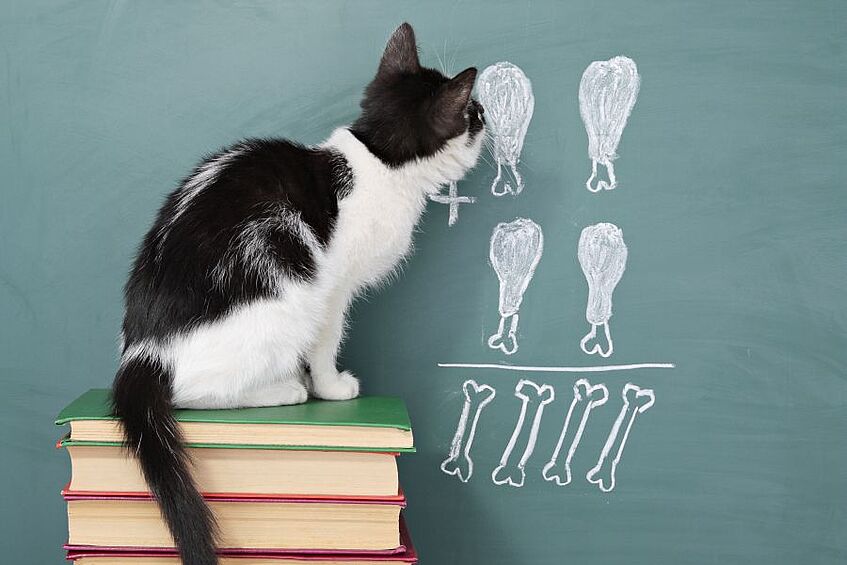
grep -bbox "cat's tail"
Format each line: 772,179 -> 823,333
112,352 -> 218,565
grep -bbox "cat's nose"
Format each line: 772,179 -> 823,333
470,100 -> 485,122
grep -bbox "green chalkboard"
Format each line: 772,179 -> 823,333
2,1 -> 846,563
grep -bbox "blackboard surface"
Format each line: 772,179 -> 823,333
2,1 -> 846,563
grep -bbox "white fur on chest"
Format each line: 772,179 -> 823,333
324,129 -> 438,289
330,171 -> 427,287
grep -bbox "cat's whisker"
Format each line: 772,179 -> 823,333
482,135 -> 497,155
448,39 -> 464,77
478,150 -> 496,171
477,157 -> 496,173
435,44 -> 447,75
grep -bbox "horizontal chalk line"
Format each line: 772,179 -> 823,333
437,362 -> 675,373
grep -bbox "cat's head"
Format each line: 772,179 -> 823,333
351,23 -> 485,180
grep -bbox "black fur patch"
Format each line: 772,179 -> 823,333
122,140 -> 352,345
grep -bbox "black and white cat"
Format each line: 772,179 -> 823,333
111,23 -> 484,565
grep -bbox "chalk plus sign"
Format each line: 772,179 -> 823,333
429,182 -> 477,227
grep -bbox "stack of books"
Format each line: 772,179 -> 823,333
56,389 -> 418,564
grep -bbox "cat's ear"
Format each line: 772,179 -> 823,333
378,23 -> 420,76
431,67 -> 478,135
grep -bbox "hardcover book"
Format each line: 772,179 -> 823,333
57,389 -> 414,452
65,518 -> 418,564
61,442 -> 400,497
64,490 -> 406,552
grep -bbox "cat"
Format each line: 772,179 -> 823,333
110,23 -> 485,565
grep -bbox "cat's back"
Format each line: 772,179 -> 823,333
122,137 -> 350,342
161,138 -> 346,243
136,138 -> 351,271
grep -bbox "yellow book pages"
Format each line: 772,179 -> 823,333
67,499 -> 401,551
67,444 -> 399,497
69,420 -> 413,450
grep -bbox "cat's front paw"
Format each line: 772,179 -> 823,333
312,370 -> 360,401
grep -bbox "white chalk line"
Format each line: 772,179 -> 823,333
488,218 -> 544,356
438,362 -> 675,373
478,62 -> 534,197
491,379 -> 555,487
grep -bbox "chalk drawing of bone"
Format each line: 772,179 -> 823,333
488,218 -> 543,355
578,222 -> 628,358
586,383 -> 655,492
579,56 -> 640,192
478,62 -> 534,197
492,379 -> 555,487
542,378 -> 609,486
429,181 -> 477,227
440,380 -> 497,482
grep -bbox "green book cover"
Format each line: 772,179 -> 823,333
57,388 -> 414,453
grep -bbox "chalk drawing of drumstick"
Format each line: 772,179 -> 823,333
492,379 -> 555,487
440,380 -> 497,482
542,378 -> 609,486
579,56 -> 640,192
478,62 -> 534,197
488,218 -> 544,355
586,383 -> 655,492
578,222 -> 627,358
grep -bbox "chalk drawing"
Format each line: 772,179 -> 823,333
429,181 -> 477,226
488,218 -> 544,355
578,222 -> 628,358
440,379 -> 497,482
478,62 -> 534,196
542,378 -> 609,486
492,379 -> 555,487
586,383 -> 655,492
437,362 -> 675,373
579,56 -> 640,192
